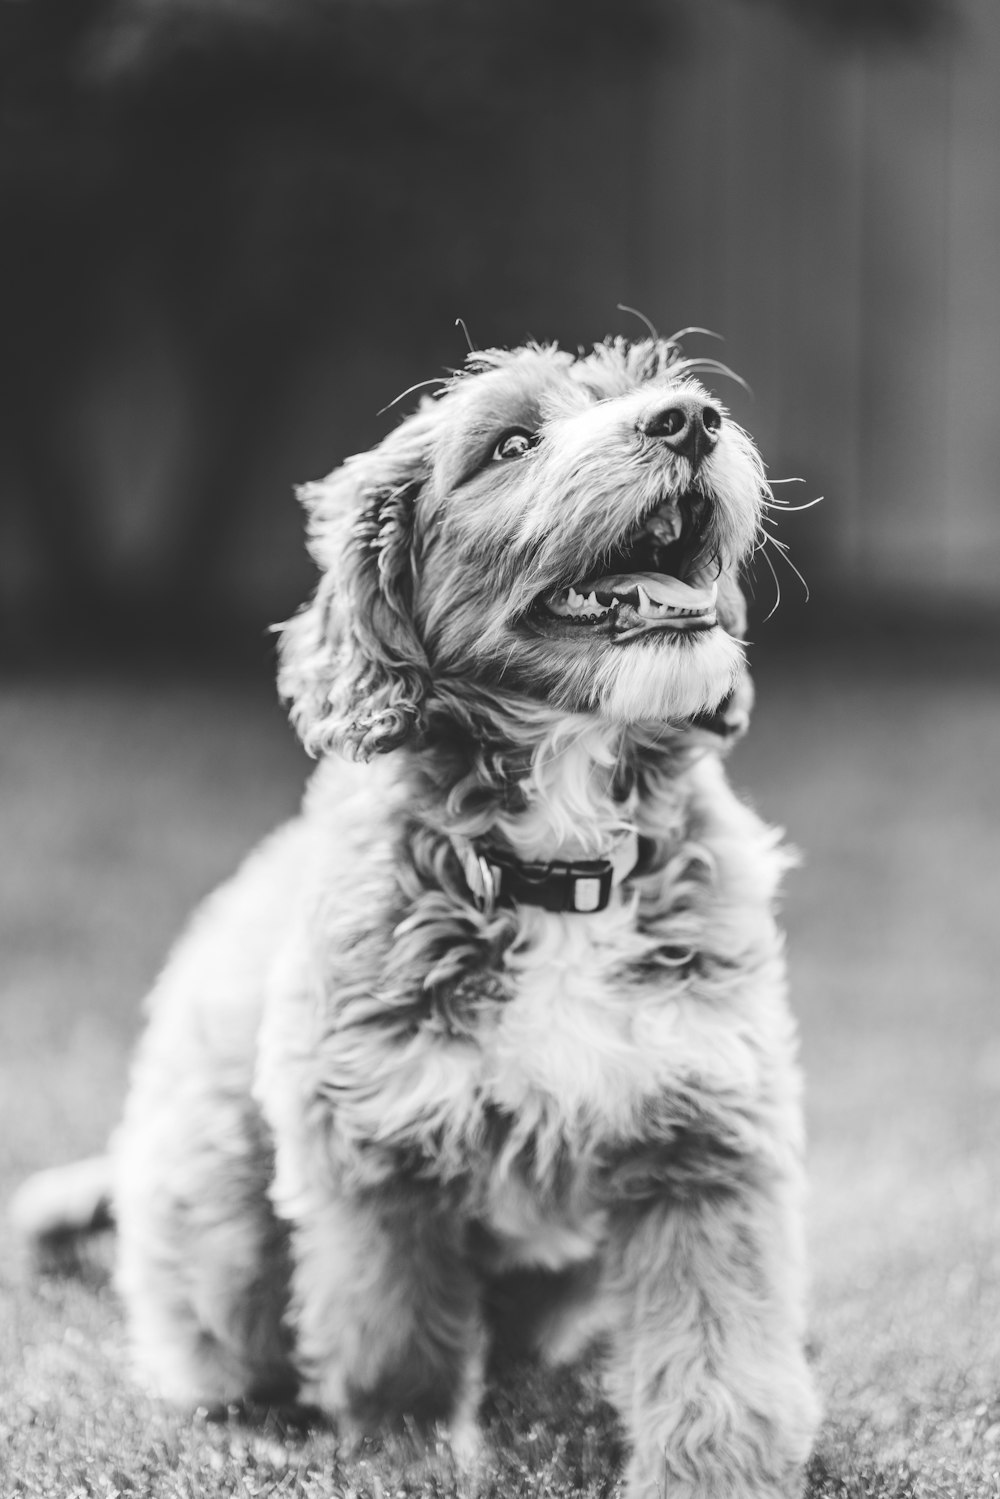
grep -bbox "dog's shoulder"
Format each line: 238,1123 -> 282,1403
674,750 -> 794,907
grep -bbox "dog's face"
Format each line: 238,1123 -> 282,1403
280,339 -> 767,758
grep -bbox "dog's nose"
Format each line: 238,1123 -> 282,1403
640,398 -> 722,466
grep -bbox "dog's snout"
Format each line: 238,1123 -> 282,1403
641,398 -> 722,466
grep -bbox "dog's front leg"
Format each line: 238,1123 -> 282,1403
602,1177 -> 819,1499
289,1183 -> 485,1458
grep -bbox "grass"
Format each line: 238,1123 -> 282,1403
2,637 -> 1000,1497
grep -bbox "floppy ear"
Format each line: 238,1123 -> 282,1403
278,423 -> 433,760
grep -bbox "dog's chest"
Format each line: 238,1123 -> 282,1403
463,905 -> 668,1267
483,904 -> 653,1130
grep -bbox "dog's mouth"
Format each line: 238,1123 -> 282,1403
534,492 -> 719,641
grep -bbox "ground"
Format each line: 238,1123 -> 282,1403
2,633 -> 999,1498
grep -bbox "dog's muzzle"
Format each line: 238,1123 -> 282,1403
537,484 -> 720,642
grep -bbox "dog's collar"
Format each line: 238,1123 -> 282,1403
457,831 -> 640,917
450,689 -> 745,917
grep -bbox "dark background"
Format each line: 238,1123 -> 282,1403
2,0 -> 993,666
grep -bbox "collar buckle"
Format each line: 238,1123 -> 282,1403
564,861 -> 614,913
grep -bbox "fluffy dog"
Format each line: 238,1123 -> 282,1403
13,337 -> 820,1497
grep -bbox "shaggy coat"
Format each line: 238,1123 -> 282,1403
15,338 -> 820,1498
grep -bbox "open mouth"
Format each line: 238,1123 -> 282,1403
536,491 -> 719,641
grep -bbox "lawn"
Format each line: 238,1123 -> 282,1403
2,636 -> 999,1498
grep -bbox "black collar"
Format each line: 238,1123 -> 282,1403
470,851 -> 614,914
459,833 -> 641,916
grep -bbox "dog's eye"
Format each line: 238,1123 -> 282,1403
491,429 -> 539,463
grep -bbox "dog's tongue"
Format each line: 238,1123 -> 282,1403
588,572 -> 715,609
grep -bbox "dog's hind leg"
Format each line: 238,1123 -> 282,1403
602,1176 -> 820,1499
115,1093 -> 297,1408
288,1183 -> 486,1457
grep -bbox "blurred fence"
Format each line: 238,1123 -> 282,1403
0,0 -> 994,655
641,0 -> 1000,615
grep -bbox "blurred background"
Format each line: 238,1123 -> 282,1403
4,1 -> 1000,1494
2,0 -> 997,655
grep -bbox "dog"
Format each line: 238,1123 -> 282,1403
12,336 -> 820,1497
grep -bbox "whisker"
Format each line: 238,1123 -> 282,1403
377,378 -> 447,416
761,495 -> 825,514
760,528 -> 793,556
668,326 -> 724,344
756,542 -> 782,621
777,548 -> 811,601
673,358 -> 752,397
760,531 -> 811,603
455,317 -> 476,354
760,529 -> 792,554
617,304 -> 660,341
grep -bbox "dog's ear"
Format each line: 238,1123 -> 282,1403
278,420 -> 434,760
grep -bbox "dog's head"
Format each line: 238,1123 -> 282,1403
280,338 -> 767,758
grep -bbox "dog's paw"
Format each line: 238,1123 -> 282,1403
446,1412 -> 485,1469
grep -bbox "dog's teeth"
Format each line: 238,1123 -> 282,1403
576,591 -> 604,617
547,584 -> 614,621
636,584 -> 665,619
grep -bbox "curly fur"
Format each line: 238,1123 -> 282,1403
12,337 -> 820,1497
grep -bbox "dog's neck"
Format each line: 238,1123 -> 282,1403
488,716 -> 638,864
416,702 -> 694,869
